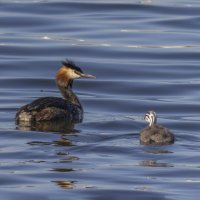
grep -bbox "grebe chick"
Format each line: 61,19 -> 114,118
16,60 -> 95,123
140,111 -> 174,145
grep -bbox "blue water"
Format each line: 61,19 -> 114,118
0,0 -> 200,199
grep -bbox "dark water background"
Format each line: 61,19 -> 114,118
1,0 -> 200,199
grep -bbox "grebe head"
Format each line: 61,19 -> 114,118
56,59 -> 95,88
144,110 -> 157,127
62,60 -> 95,79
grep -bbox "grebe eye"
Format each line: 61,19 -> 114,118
74,70 -> 82,76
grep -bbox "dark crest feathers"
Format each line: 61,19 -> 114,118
62,59 -> 83,73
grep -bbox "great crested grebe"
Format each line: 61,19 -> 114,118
140,111 -> 174,145
15,60 -> 95,123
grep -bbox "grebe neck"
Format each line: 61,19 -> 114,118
57,80 -> 82,108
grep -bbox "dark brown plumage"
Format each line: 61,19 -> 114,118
15,97 -> 82,123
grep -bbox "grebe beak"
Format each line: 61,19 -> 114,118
80,73 -> 96,78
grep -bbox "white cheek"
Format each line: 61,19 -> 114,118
68,69 -> 80,79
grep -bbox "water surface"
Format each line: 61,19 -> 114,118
0,0 -> 200,199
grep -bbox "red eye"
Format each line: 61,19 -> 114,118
75,70 -> 81,76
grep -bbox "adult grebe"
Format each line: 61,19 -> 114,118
140,111 -> 174,145
15,60 -> 95,123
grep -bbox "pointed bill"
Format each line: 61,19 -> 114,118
80,73 -> 96,78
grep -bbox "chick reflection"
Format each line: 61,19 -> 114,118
52,180 -> 76,189
16,120 -> 75,132
51,168 -> 77,172
140,160 -> 173,167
